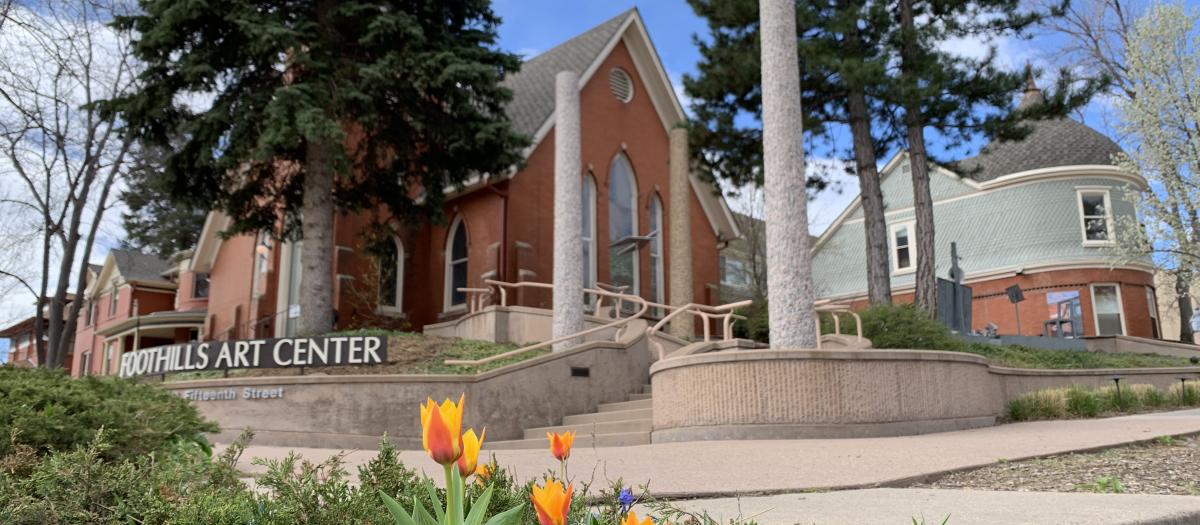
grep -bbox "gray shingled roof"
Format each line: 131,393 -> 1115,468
110,249 -> 171,284
502,9 -> 635,138
950,84 -> 1125,182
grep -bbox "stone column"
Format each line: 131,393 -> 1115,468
552,71 -> 584,351
668,127 -> 694,340
759,0 -> 817,348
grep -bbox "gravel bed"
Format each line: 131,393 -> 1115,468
916,436 -> 1200,495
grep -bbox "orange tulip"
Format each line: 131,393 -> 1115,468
475,463 -> 492,481
420,394 -> 464,465
546,431 -> 576,461
458,428 -> 485,478
531,479 -> 572,525
621,510 -> 653,525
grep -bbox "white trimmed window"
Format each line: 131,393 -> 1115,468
648,193 -> 665,307
1077,188 -> 1114,245
444,217 -> 468,311
1090,283 -> 1126,336
378,236 -> 404,314
108,280 -> 119,316
890,220 -> 916,274
608,153 -> 639,295
1146,287 -> 1160,339
582,175 -> 598,291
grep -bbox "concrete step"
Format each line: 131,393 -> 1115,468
562,408 -> 653,425
627,393 -> 652,401
641,384 -> 652,394
598,399 -> 652,412
488,431 -> 650,450
523,418 -> 652,440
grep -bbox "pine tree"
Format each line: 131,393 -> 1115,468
120,141 -> 207,259
686,0 -> 899,307
885,0 -> 1103,315
111,0 -> 527,335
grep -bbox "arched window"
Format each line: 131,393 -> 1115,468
608,154 -> 639,295
444,217 -> 468,310
378,236 -> 404,312
648,193 -> 664,307
582,175 -> 598,291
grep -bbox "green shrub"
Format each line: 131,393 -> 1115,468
1134,384 -> 1167,408
0,367 -> 216,460
860,304 -> 964,351
1065,386 -> 1101,418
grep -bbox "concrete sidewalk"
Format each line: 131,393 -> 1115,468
230,409 -> 1200,498
661,488 -> 1200,525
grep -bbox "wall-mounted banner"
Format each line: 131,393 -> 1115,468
119,336 -> 387,379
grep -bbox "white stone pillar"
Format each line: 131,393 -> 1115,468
759,0 -> 818,348
668,128 -> 694,340
552,70 -> 584,351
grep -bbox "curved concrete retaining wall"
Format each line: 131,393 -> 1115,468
650,349 -> 1200,443
650,349 -> 1000,442
162,337 -> 654,448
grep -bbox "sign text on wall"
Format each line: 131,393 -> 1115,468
119,336 -> 386,378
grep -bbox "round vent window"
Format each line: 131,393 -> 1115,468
608,67 -> 634,103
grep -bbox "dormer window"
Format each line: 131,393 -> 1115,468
108,280 -> 119,316
1077,188 -> 1114,246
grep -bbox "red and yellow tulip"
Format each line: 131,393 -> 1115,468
420,395 -> 464,465
457,427 -> 485,478
621,510 -> 653,525
531,479 -> 572,525
546,431 -> 576,461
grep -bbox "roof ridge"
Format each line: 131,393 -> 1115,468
519,8 -> 636,68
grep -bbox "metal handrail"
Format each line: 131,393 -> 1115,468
814,305 -> 863,349
443,281 -> 651,367
646,300 -> 753,360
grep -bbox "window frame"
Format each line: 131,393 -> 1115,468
1145,286 -> 1161,339
378,236 -> 405,315
1089,282 -> 1127,336
1076,187 -> 1115,247
443,216 -> 469,312
648,192 -> 665,307
889,220 -> 917,275
582,174 -> 598,290
607,153 -> 640,295
193,273 -> 210,299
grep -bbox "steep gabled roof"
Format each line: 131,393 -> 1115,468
503,9 -> 635,138
109,249 -> 172,284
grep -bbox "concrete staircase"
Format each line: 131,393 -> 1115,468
489,384 -> 653,449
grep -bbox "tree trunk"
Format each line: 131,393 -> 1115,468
1177,271 -> 1195,344
298,139 -> 336,336
899,0 -> 937,315
847,88 -> 892,306
759,0 -> 818,348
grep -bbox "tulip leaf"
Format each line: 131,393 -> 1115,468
379,490 -> 418,525
464,485 -> 494,525
481,504 -> 524,525
424,483 -> 446,523
412,496 -> 439,525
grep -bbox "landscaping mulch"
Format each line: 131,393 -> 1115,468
915,436 -> 1200,495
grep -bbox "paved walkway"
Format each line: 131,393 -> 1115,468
232,409 -> 1200,498
662,489 -> 1200,525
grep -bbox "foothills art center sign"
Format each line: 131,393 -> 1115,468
119,336 -> 387,379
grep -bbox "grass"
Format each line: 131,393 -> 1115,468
1076,476 -> 1126,493
164,332 -> 546,382
1007,382 -> 1200,421
959,342 -> 1194,369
